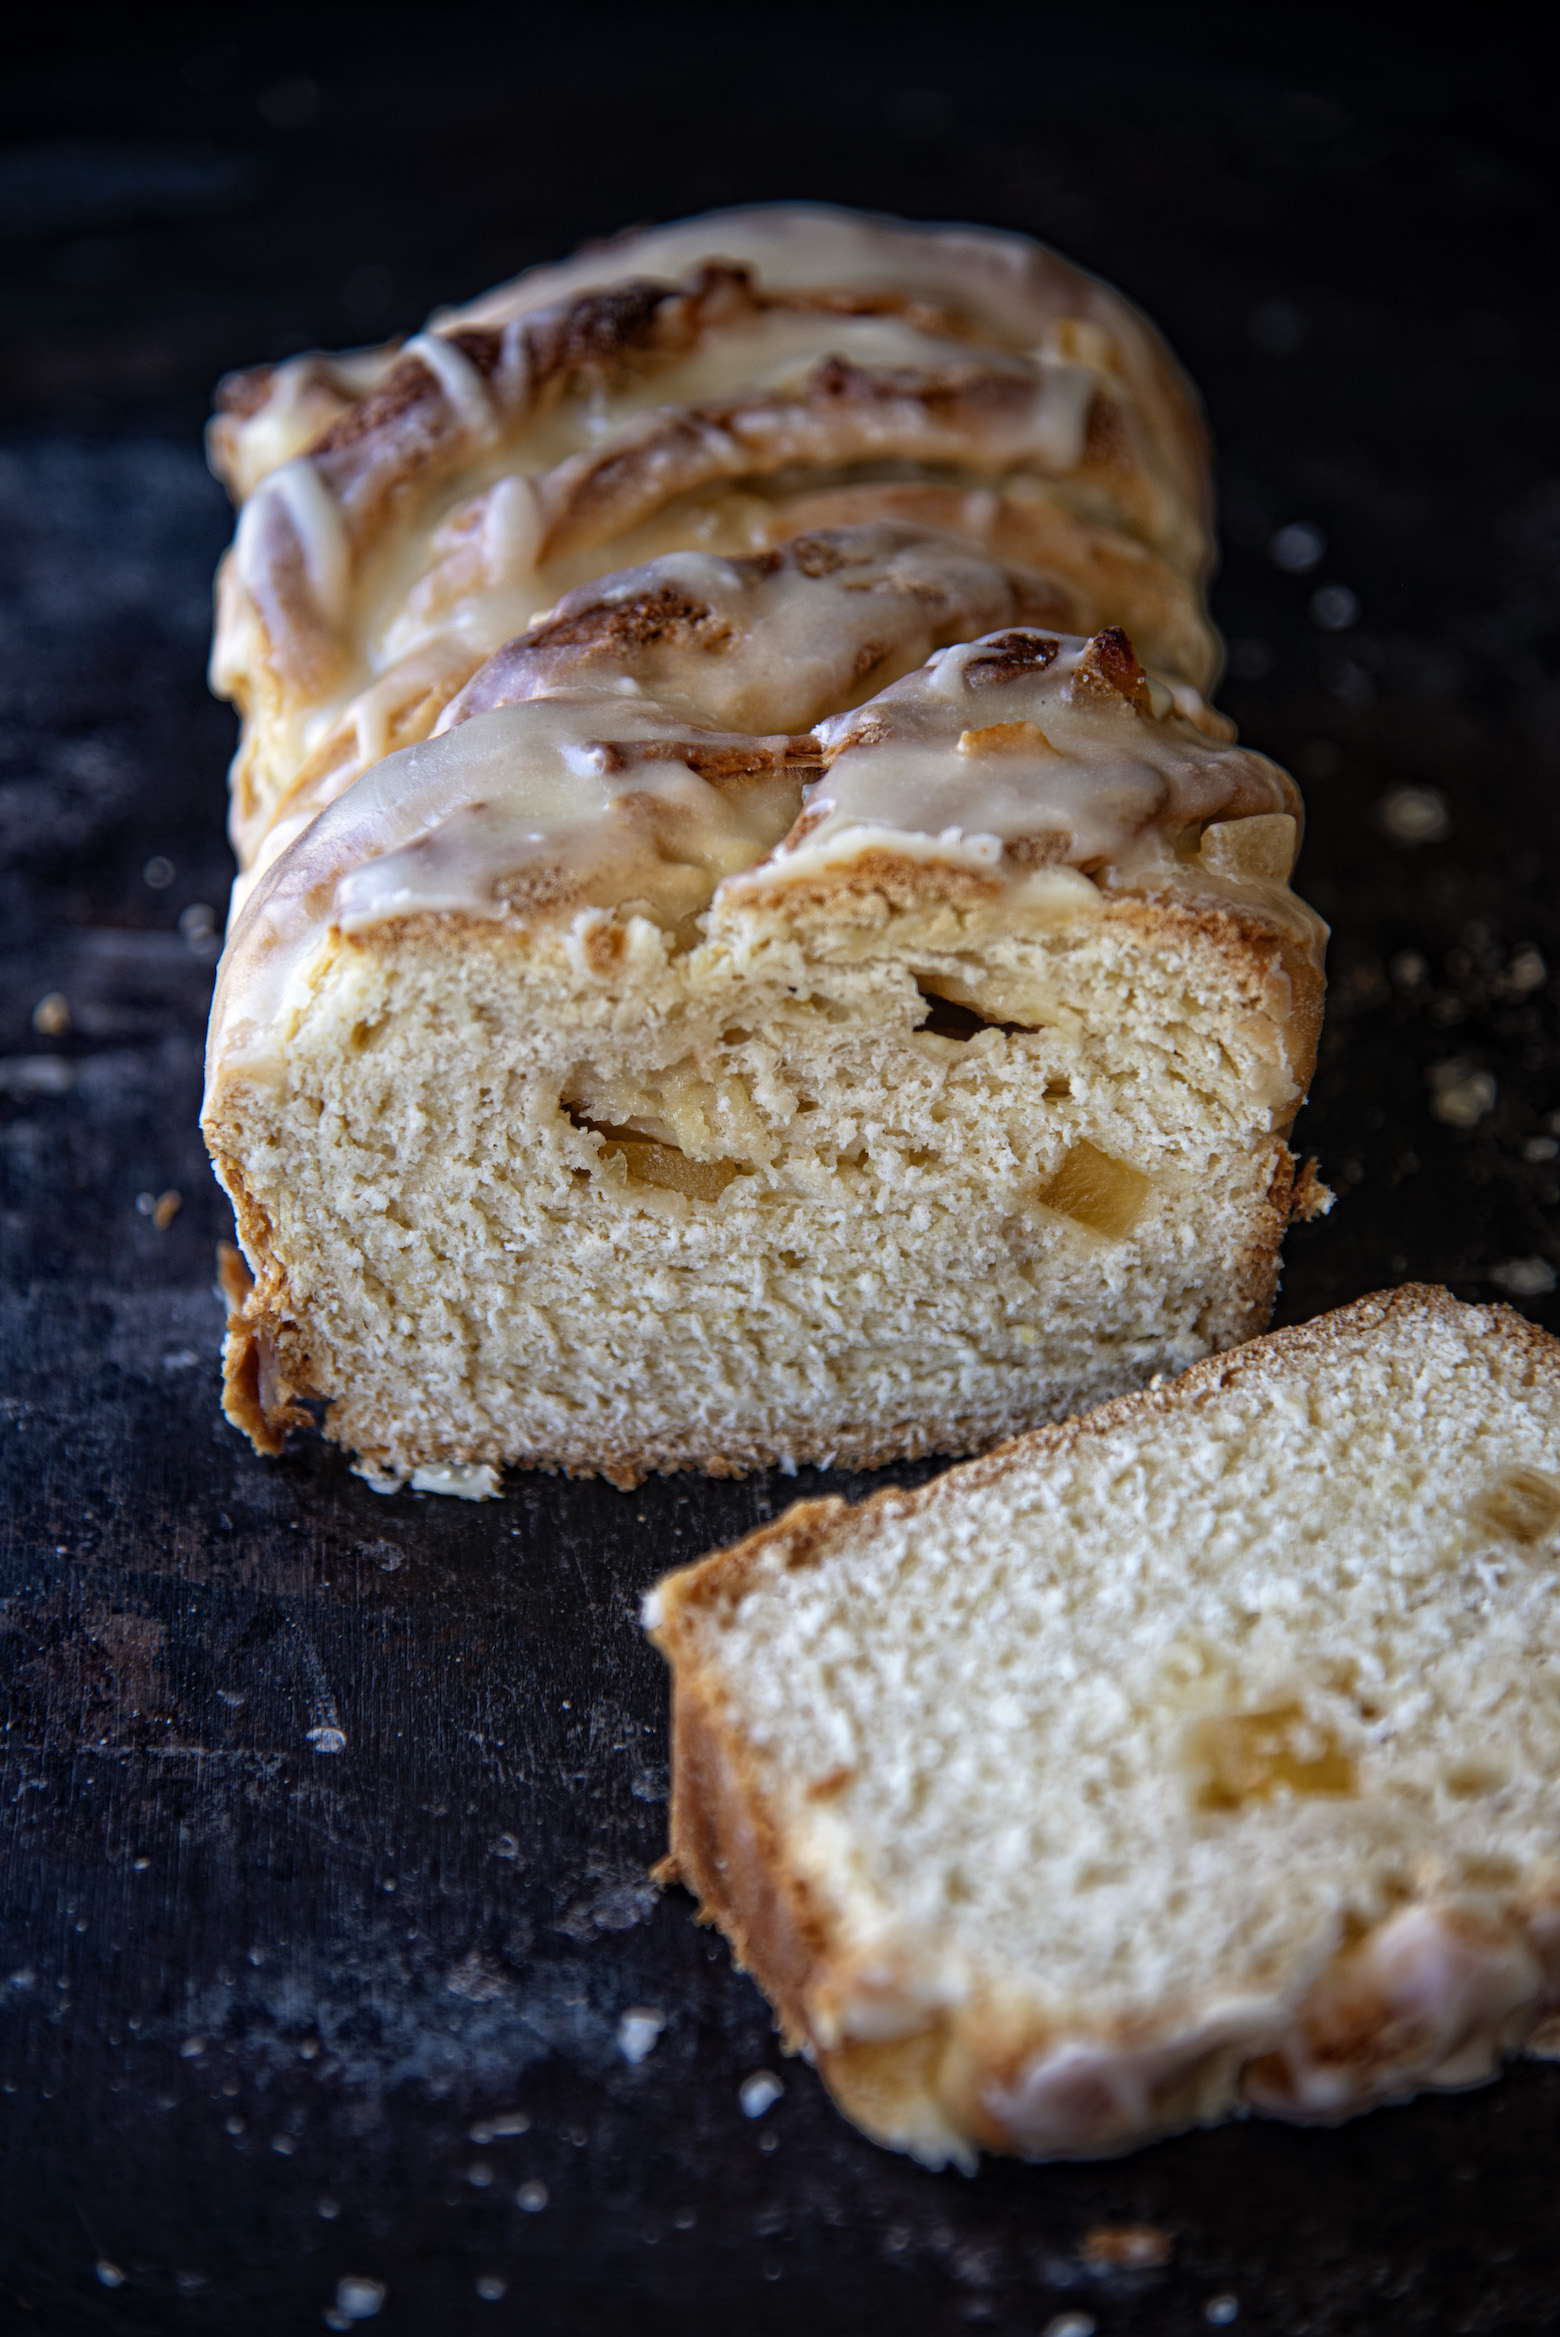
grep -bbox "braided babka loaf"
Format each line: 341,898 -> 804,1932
209,206 -> 1223,887
202,206 -> 1328,1491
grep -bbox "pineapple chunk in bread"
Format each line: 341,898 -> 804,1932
646,1286 -> 1560,2166
204,559 -> 1324,1488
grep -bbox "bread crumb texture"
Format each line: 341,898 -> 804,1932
649,1286 -> 1560,2165
207,875 -> 1312,1483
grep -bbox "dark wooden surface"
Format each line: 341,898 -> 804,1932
3,11 -> 1560,2331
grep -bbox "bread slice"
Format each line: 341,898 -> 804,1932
646,1286 -> 1560,2166
203,577 -> 1324,1488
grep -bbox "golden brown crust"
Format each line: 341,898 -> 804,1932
214,1236 -> 309,1456
212,1174 -> 317,1457
662,1671 -> 831,2047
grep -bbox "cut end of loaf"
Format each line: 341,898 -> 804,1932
202,208 -> 1323,1496
649,1286 -> 1560,2165
205,864 -> 1316,1483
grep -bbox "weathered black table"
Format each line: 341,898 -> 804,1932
4,15 -> 1560,2331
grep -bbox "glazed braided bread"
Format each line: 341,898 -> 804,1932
209,206 -> 1225,881
202,207 -> 1326,1489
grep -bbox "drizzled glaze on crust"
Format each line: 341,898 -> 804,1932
208,575 -> 1321,1099
206,205 -> 1224,876
760,622 -> 1299,888
438,203 -> 1210,523
220,275 -> 1189,685
437,526 -> 1065,738
233,523 -> 1078,905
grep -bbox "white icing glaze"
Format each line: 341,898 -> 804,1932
402,332 -> 498,445
207,695 -> 803,1089
229,522 -> 1081,917
1024,350 -> 1097,474
330,726 -> 784,934
233,455 -> 351,629
211,346 -> 402,500
210,603 -> 1307,1106
434,527 -> 1040,741
1244,1903 -> 1542,2116
440,204 -> 1160,374
480,471 -> 543,584
590,308 -> 1032,412
985,1997 -> 1284,2156
748,629 -> 1296,894
522,359 -> 1169,574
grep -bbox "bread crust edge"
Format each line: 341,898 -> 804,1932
204,883 -> 1325,1478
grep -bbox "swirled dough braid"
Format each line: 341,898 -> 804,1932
205,205 -> 1223,873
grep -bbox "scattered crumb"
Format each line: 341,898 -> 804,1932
739,2070 -> 784,2118
1080,2223 -> 1174,2271
1290,1157 -> 1335,1221
1379,785 -> 1450,845
409,1461 -> 499,1500
1426,1061 -> 1496,1128
333,2276 -> 386,2321
616,2006 -> 667,2064
31,992 -> 70,1036
1490,1258 -> 1557,1298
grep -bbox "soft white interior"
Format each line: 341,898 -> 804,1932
698,1298 -> 1560,2026
216,890 -> 1298,1481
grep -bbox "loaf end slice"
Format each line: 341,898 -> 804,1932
205,603 -> 1323,1488
646,1286 -> 1560,2166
